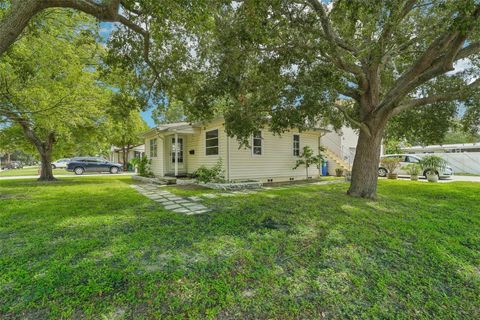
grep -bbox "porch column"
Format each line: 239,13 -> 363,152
174,132 -> 179,177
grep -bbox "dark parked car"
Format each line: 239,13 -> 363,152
1,161 -> 23,170
66,157 -> 122,175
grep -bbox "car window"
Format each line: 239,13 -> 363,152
406,156 -> 420,163
386,155 -> 405,161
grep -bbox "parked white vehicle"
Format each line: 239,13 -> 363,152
51,158 -> 71,169
378,154 -> 454,179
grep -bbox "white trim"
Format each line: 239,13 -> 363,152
293,134 -> 300,157
251,130 -> 263,156
174,133 -> 179,176
205,128 -> 219,156
149,138 -> 158,158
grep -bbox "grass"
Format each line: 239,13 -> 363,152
455,172 -> 480,177
0,167 -> 73,177
0,176 -> 479,319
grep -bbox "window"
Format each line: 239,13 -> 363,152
406,156 -> 419,163
149,138 -> 157,158
171,137 -> 184,163
205,129 -> 219,155
252,130 -> 262,155
293,134 -> 300,156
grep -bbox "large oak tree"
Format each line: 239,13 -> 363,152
174,0 -> 480,199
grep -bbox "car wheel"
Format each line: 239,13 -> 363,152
51,164 -> 56,169
74,167 -> 85,175
110,166 -> 119,174
378,168 -> 388,177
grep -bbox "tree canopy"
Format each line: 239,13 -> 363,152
168,0 -> 480,198
0,10 -> 112,179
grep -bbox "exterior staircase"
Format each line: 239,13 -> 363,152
324,148 -> 351,174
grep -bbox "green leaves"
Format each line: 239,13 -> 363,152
293,146 -> 324,179
0,10 -> 112,157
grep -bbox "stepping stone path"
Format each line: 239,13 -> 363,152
131,184 -> 211,215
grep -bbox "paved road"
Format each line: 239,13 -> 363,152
0,172 -> 135,180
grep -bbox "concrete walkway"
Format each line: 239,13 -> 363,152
131,184 -> 210,215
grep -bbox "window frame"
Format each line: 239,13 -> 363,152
251,130 -> 262,156
149,138 -> 158,158
205,129 -> 219,156
293,134 -> 300,157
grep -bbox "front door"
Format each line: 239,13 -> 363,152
170,137 -> 185,173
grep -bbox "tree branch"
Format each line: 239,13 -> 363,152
299,0 -> 366,81
393,78 -> 480,116
378,4 -> 480,114
333,102 -> 372,137
0,0 -> 160,82
305,0 -> 355,53
455,41 -> 480,61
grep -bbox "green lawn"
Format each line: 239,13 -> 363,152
0,167 -> 73,177
0,177 -> 479,319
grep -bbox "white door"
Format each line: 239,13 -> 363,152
170,137 -> 185,172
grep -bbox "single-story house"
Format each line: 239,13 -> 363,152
109,145 -> 145,166
142,118 -> 357,182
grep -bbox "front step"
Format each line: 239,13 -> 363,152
157,176 -> 177,185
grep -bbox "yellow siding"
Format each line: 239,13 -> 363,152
185,118 -> 228,174
228,130 -> 321,182
144,132 -> 164,177
144,120 -> 322,182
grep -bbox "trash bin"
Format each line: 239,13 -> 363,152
127,163 -> 133,172
321,160 -> 328,176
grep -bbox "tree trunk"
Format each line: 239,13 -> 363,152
347,122 -> 386,199
0,0 -> 42,56
122,146 -> 130,171
38,149 -> 55,181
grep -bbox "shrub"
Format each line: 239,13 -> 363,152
419,155 -> 447,175
381,157 -> 401,174
293,146 -> 324,179
335,168 -> 344,177
403,163 -> 421,176
193,158 -> 225,183
130,156 -> 153,177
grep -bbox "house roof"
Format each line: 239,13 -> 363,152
142,121 -> 197,137
142,117 -> 328,138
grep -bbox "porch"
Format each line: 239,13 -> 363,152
157,123 -> 196,178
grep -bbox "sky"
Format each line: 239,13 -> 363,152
100,22 -> 156,128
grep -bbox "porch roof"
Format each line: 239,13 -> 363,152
142,122 -> 197,137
